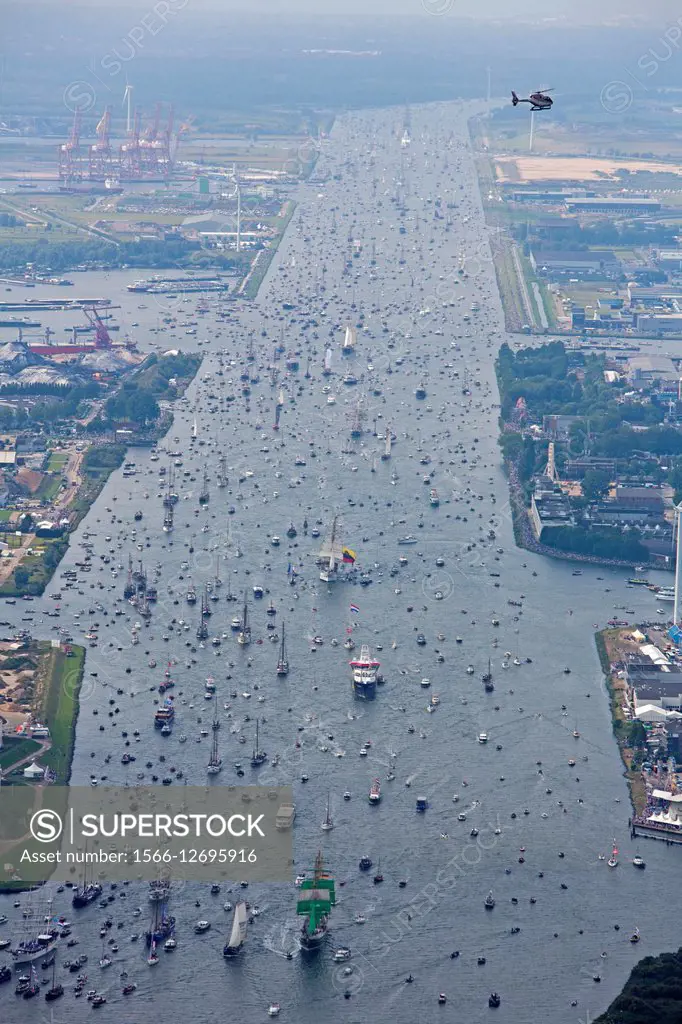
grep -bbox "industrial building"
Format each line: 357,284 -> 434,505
563,197 -> 661,214
530,249 -> 621,277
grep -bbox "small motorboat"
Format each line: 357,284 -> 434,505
268,1004 -> 281,1017
632,856 -> 645,869
489,992 -> 501,1008
484,891 -> 495,910
438,993 -> 447,1004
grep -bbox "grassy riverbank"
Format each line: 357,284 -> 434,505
595,629 -> 648,816
37,643 -> 85,785
242,200 -> 297,299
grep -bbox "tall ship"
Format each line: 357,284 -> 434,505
349,644 -> 380,700
276,622 -> 289,676
482,658 -> 494,693
223,901 -> 249,957
296,852 -> 336,951
145,898 -> 175,948
72,861 -> 103,908
11,895 -> 60,964
237,592 -> 251,645
71,881 -> 102,909
207,705 -> 222,775
318,516 -> 344,584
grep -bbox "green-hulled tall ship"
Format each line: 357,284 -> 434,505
296,852 -> 336,950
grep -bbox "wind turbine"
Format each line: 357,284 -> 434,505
122,82 -> 133,134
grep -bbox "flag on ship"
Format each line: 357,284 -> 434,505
342,547 -> 356,563
349,603 -> 359,614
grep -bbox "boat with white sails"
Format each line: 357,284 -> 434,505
223,901 -> 249,957
318,515 -> 344,583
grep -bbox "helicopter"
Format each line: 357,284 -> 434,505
511,88 -> 553,112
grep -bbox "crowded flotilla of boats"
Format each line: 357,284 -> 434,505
0,109 -> 665,1024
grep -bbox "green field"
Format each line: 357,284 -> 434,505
37,475 -> 62,502
47,453 -> 68,472
0,735 -> 40,771
39,644 -> 85,784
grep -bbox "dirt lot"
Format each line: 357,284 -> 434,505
495,156 -> 682,183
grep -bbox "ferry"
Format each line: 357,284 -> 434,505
350,644 -> 380,700
154,700 -> 175,728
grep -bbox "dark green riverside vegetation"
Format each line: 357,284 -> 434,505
595,948 -> 682,1024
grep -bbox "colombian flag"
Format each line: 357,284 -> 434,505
342,547 -> 356,563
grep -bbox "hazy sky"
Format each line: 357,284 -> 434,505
10,0 -> 681,22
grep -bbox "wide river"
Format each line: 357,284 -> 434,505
1,101 -> 679,1024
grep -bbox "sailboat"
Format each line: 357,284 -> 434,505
276,622 -> 289,676
607,842 -> 619,868
22,964 -> 40,999
199,466 -> 209,505
341,323 -> 356,355
251,720 -> 266,767
191,416 -> 198,440
222,901 -> 249,957
196,608 -> 209,641
163,504 -> 174,533
321,793 -> 334,831
45,958 -> 64,1001
380,427 -> 392,461
482,658 -> 494,693
207,702 -> 222,774
237,593 -> 251,645
319,516 -> 344,583
218,454 -> 228,488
